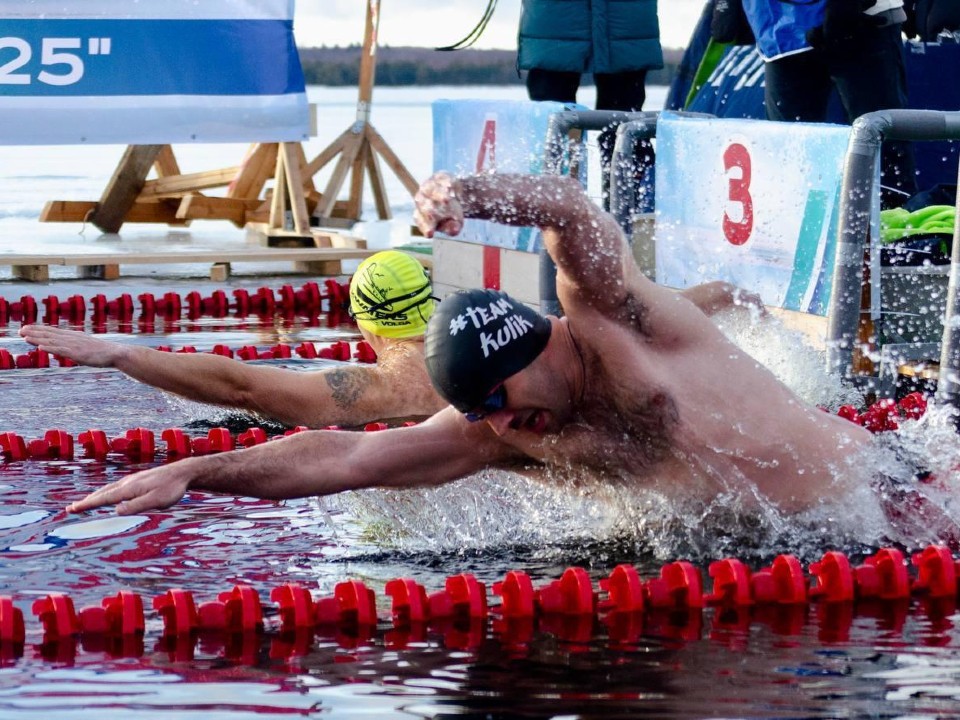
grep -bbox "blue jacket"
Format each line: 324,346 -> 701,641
742,0 -> 825,60
517,0 -> 663,74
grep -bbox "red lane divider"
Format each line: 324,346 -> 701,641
0,596 -> 25,645
2,281 -> 352,326
834,392 -> 929,433
96,309 -> 350,335
2,545 -> 959,662
1,426 -> 265,463
0,340 -> 376,372
153,586 -> 264,635
0,296 -> 38,325
0,419 -> 419,464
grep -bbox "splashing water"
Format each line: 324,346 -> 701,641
330,308 -> 959,563
712,307 -> 865,411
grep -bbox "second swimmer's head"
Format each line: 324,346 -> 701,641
349,250 -> 436,339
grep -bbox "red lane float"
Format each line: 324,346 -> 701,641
0,596 -> 25,645
153,586 -> 263,634
912,545 -> 960,597
0,296 -> 38,325
271,580 -> 377,630
537,567 -> 595,615
238,427 -> 269,447
385,574 -> 488,623
78,429 -> 110,459
492,571 -> 538,618
835,392 -> 929,433
0,339 -> 377,372
2,281 -> 351,326
0,419 -> 424,466
0,545 -> 957,663
599,564 -> 646,613
41,294 -> 86,325
645,561 -> 704,609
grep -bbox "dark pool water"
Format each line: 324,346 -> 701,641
1,309 -> 959,719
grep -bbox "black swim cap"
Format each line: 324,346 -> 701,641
425,289 -> 552,413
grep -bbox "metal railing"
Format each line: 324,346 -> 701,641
824,109 -> 960,409
539,110 -> 655,316
539,107 -> 960,412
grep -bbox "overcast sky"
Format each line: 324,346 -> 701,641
293,1 -> 709,51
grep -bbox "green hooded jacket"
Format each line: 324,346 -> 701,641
518,0 -> 664,74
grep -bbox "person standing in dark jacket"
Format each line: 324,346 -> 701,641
517,0 -> 663,208
903,0 -> 960,41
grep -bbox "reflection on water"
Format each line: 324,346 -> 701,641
0,310 -> 959,717
0,602 -> 957,719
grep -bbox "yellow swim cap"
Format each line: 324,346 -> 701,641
349,250 -> 435,339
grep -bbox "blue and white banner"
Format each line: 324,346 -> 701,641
0,0 -> 309,144
433,99 -> 578,254
655,112 -> 851,316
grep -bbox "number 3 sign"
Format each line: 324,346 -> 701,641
722,142 -> 754,246
654,112 -> 851,315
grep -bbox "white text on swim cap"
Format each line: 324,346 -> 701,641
448,297 -> 513,336
447,298 -> 534,358
479,314 -> 535,357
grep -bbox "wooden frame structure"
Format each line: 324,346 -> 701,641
41,0 -> 418,246
305,0 -> 419,225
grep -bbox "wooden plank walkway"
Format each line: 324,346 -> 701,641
0,246 -> 374,282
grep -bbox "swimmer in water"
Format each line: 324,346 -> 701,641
65,171 -> 868,517
21,250 -> 449,428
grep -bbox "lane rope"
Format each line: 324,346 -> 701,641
0,280 -> 351,326
2,544 -> 958,662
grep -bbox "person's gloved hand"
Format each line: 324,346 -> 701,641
807,0 -> 885,50
711,0 -> 755,45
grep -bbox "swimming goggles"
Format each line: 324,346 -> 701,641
349,281 -> 437,320
465,383 -> 508,422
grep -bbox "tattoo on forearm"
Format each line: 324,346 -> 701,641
325,368 -> 371,409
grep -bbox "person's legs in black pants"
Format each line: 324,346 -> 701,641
526,68 -> 581,103
829,25 -> 918,206
594,70 -> 648,112
763,50 -> 833,122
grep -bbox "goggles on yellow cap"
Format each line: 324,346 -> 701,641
348,251 -> 436,339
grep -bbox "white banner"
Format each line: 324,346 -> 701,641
655,112 -> 851,316
0,0 -> 309,144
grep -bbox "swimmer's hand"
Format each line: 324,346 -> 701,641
414,171 -> 464,238
67,461 -> 194,515
730,286 -> 766,315
680,281 -> 768,319
20,324 -> 129,368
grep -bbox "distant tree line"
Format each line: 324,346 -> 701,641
298,46 -> 684,87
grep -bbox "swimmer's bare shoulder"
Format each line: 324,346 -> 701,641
371,342 -> 447,413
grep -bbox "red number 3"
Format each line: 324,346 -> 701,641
722,143 -> 753,246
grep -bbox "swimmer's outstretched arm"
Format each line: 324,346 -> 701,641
66,407 -> 519,515
20,324 -> 435,427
